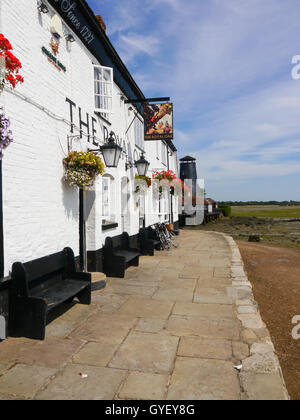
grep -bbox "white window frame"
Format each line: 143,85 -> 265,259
94,65 -> 114,114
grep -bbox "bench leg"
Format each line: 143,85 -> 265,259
131,256 -> 139,267
106,269 -> 126,278
9,298 -> 47,340
76,285 -> 91,305
141,244 -> 154,256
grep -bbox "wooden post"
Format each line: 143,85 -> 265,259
79,189 -> 87,272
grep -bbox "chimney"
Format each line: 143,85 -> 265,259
95,15 -> 106,32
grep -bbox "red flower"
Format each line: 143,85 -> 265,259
4,50 -> 22,72
15,74 -> 24,83
5,72 -> 16,88
0,34 -> 24,89
0,34 -> 12,51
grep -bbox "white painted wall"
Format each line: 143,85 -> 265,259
0,0 -> 178,276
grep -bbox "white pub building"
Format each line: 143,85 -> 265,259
0,0 -> 179,338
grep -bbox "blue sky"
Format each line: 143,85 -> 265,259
87,0 -> 300,201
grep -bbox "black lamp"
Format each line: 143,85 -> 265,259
37,1 -> 49,13
126,152 -> 150,176
100,132 -> 123,168
66,34 -> 75,43
135,152 -> 150,177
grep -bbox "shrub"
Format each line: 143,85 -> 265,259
219,204 -> 231,217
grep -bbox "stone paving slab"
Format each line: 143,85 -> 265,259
0,364 -> 57,399
152,287 -> 194,302
239,372 -> 288,400
0,336 -> 83,369
0,230 -> 289,400
72,341 -> 120,368
134,318 -> 166,334
109,332 -> 179,374
166,357 -> 240,400
70,313 -> 136,345
172,302 -> 235,320
0,363 -> 12,376
35,364 -> 127,400
117,371 -> 169,400
166,315 -> 241,340
193,286 -> 233,305
117,297 -> 174,319
177,336 -> 232,360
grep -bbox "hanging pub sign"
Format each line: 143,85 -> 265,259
143,103 -> 173,141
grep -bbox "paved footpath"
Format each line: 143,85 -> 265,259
0,231 -> 289,400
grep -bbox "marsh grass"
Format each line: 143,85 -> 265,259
231,205 -> 300,218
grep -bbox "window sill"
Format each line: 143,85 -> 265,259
94,112 -> 112,126
102,222 -> 118,231
0,276 -> 11,291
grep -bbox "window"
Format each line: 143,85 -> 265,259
94,65 -> 113,113
134,117 -> 144,150
161,142 -> 167,165
102,178 -> 110,219
99,112 -> 111,123
102,176 -> 117,229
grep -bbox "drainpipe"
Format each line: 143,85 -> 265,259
166,142 -> 173,224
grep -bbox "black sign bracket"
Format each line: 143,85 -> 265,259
125,97 -> 170,104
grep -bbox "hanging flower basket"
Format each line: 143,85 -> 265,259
134,174 -> 152,194
170,177 -> 185,196
152,170 -> 177,195
153,169 -> 177,183
0,110 -> 13,159
0,34 -> 24,92
63,151 -> 105,190
152,170 -> 188,197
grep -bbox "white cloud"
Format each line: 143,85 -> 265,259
118,33 -> 160,63
88,0 -> 300,199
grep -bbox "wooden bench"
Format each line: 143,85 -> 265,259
9,247 -> 91,340
138,227 -> 161,256
103,233 -> 140,278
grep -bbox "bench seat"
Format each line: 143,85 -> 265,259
103,233 -> 141,278
138,227 -> 162,256
114,249 -> 140,263
9,248 -> 91,340
31,279 -> 90,311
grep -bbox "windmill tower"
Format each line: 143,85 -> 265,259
179,156 -> 204,226
180,156 -> 197,200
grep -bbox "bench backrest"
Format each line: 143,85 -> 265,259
121,232 -> 130,250
138,228 -> 147,243
11,248 -> 76,297
103,237 -> 115,260
146,226 -> 156,240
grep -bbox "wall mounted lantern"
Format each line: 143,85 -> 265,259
66,34 -> 75,43
135,153 -> 150,177
126,152 -> 150,177
88,131 -> 122,169
37,1 -> 49,14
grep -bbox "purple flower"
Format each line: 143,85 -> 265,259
0,110 -> 13,159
